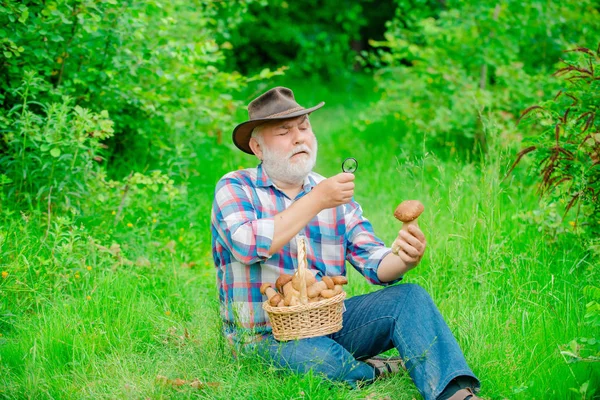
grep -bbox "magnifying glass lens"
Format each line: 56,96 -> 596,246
342,158 -> 358,173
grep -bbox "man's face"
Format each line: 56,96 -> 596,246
250,115 -> 318,185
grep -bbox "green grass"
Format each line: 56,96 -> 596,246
1,75 -> 598,399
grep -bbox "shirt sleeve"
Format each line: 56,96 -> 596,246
344,200 -> 402,286
212,174 -> 274,265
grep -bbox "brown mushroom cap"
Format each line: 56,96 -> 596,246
394,200 -> 424,222
321,276 -> 334,290
275,274 -> 293,292
260,282 -> 272,295
331,276 -> 348,285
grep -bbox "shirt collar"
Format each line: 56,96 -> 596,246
255,163 -> 316,194
255,163 -> 272,188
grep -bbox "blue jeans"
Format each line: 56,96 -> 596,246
246,283 -> 479,400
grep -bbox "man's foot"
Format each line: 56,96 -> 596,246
447,388 -> 483,400
364,355 -> 406,378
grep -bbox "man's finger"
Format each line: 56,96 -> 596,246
399,230 -> 425,252
340,188 -> 354,197
336,172 -> 355,183
339,182 -> 355,191
397,250 -> 417,264
407,225 -> 426,243
396,239 -> 420,258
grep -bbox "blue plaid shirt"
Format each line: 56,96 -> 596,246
211,163 -> 396,344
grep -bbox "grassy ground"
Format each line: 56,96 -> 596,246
1,75 -> 598,399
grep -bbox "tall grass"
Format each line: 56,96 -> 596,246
0,76 -> 598,399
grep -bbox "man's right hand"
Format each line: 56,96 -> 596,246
311,172 -> 355,211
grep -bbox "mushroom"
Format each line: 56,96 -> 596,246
276,274 -> 293,293
291,269 -> 316,291
260,283 -> 283,307
393,200 -> 424,230
282,281 -> 300,306
320,288 -> 339,298
321,276 -> 334,290
392,200 -> 424,256
284,287 -> 299,306
331,276 -> 348,286
321,277 -> 347,298
307,281 -> 329,298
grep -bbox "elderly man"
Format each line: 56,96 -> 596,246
211,87 -> 482,400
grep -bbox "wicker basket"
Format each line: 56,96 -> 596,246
262,237 -> 346,341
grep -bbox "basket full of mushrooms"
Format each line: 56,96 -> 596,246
261,237 -> 347,341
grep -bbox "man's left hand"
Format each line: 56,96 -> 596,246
391,225 -> 427,269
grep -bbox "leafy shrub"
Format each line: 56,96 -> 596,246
86,169 -> 182,233
509,45 -> 600,239
362,0 -> 600,157
0,0 -> 275,172
510,45 -> 600,379
0,72 -> 113,212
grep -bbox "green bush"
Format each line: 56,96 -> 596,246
220,0 -> 368,78
363,0 -> 600,157
0,72 -> 114,212
0,0 -> 276,173
510,46 -> 600,239
508,45 -> 600,378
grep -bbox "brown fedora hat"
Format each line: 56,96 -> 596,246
232,87 -> 324,154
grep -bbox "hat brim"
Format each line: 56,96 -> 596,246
232,102 -> 325,154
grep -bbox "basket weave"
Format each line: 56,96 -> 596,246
263,291 -> 345,341
262,237 -> 346,341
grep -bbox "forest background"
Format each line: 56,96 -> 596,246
1,0 -> 599,398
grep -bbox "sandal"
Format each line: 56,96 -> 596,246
447,388 -> 483,400
364,355 -> 406,378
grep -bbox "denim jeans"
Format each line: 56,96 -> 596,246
246,283 -> 479,400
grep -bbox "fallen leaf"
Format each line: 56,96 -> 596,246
164,240 -> 176,254
135,256 -> 151,267
156,375 -> 219,390
189,379 -> 220,389
171,378 -> 186,386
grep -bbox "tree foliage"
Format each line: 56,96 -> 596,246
362,0 -> 600,157
220,0 -> 377,77
0,0 -> 281,214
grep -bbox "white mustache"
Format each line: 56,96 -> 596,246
288,145 -> 312,158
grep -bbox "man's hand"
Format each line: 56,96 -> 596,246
391,225 -> 426,271
377,224 -> 427,282
310,173 -> 355,211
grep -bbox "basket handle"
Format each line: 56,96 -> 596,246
296,236 -> 309,305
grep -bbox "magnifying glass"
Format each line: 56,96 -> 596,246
342,157 -> 358,173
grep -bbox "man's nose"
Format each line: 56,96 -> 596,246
292,127 -> 305,144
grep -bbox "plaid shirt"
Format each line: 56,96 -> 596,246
211,163 -> 396,345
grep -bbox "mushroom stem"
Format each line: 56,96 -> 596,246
401,218 -> 420,231
282,281 -> 300,306
307,281 -> 328,298
260,283 -> 283,307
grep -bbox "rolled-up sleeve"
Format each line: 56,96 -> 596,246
344,200 -> 402,286
212,175 -> 274,264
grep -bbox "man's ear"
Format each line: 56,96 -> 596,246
249,137 -> 262,160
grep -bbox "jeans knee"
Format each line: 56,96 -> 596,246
406,283 -> 430,298
385,283 -> 433,312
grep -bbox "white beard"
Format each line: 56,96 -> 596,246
260,139 -> 318,185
